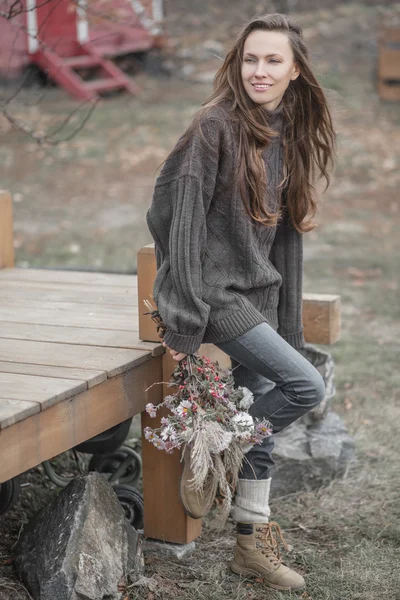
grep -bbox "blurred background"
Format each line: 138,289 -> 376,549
1,0 -> 399,274
1,1 -> 400,599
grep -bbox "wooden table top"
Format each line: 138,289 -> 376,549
0,268 -> 163,431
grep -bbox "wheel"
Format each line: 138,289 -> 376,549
74,418 -> 133,455
88,445 -> 142,486
0,477 -> 21,514
113,485 -> 144,529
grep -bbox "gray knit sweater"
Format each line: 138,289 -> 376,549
146,102 -> 305,355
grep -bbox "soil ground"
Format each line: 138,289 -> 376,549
1,2 -> 400,599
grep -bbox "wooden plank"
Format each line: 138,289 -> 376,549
0,372 -> 87,411
198,343 -> 231,368
0,322 -> 163,356
380,26 -> 400,44
0,361 -> 107,388
0,339 -> 151,377
0,268 -> 135,286
0,356 -> 163,482
141,349 -> 202,544
0,191 -> 14,269
378,81 -> 400,101
303,293 -> 341,345
137,244 -> 159,343
379,49 -> 400,79
0,281 -> 137,307
0,298 -> 139,315
0,305 -> 140,331
0,398 -> 40,429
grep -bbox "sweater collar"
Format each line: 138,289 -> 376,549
263,101 -> 284,122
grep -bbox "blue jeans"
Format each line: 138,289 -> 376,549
215,322 -> 325,480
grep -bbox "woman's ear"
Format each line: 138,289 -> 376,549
291,64 -> 300,81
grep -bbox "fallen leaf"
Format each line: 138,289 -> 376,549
344,397 -> 353,410
347,267 -> 382,279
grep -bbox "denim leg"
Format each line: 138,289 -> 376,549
215,322 -> 326,481
229,358 -> 277,480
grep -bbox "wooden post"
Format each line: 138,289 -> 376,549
137,244 -> 159,343
141,349 -> 202,543
0,191 -> 14,269
138,244 -> 202,543
303,293 -> 341,345
378,26 -> 400,101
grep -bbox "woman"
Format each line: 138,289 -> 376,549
146,13 -> 336,592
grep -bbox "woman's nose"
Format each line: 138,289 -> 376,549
255,61 -> 267,77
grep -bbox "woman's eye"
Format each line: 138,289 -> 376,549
245,58 -> 256,63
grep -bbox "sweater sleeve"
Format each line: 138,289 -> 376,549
146,118 -> 226,355
269,205 -> 306,350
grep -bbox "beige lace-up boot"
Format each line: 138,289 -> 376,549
179,446 -> 218,519
230,522 -> 305,591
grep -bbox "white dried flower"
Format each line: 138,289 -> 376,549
238,386 -> 254,409
232,412 -> 255,438
179,427 -> 194,442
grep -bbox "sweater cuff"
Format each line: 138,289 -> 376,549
163,328 -> 204,355
280,328 -> 306,350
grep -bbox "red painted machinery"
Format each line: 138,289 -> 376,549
0,0 -> 164,100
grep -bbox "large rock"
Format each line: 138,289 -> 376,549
14,472 -> 144,600
298,343 -> 336,422
271,412 -> 355,498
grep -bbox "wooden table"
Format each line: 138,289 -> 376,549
0,190 -> 202,544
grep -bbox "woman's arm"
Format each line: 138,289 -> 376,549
146,118 -> 227,355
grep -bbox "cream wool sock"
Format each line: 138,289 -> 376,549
231,478 -> 272,523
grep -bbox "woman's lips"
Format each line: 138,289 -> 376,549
252,83 -> 273,91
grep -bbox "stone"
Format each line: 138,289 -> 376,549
144,539 -> 196,560
14,472 -> 144,600
298,343 -> 336,422
270,412 -> 355,498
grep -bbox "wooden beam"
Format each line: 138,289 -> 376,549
303,293 -> 341,345
141,350 -> 202,544
379,48 -> 400,79
137,244 -> 342,347
137,244 -> 159,343
0,356 -> 162,484
0,191 -> 14,269
378,27 -> 400,100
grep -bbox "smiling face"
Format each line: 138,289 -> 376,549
241,29 -> 300,110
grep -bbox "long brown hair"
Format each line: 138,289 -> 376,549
174,13 -> 336,233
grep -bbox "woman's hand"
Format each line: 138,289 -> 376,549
162,341 -> 187,362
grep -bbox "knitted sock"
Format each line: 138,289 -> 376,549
231,478 -> 272,523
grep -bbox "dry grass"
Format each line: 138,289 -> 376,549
0,578 -> 32,600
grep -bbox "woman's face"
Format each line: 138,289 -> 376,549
241,29 -> 300,110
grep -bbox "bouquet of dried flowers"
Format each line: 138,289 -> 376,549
143,302 -> 272,526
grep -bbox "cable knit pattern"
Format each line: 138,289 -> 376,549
146,103 -> 305,354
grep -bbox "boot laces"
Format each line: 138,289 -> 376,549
256,522 -> 290,564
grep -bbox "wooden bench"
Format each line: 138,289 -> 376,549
0,189 -> 341,546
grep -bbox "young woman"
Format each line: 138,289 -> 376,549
146,13 -> 336,592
